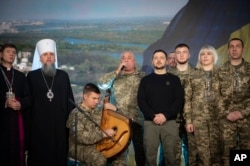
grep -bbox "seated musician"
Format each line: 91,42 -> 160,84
66,83 -> 117,166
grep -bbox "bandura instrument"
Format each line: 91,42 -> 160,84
96,90 -> 131,158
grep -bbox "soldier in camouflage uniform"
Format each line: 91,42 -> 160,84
66,83 -> 117,166
217,38 -> 250,166
169,43 -> 194,166
167,52 -> 177,69
184,45 -> 222,166
98,51 -> 145,166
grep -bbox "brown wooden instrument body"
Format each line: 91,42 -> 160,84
96,93 -> 131,158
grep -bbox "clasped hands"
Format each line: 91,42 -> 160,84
153,113 -> 166,125
185,110 -> 244,133
5,98 -> 21,111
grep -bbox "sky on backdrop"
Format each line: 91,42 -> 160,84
0,0 -> 188,20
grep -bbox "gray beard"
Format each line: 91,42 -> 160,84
42,64 -> 56,77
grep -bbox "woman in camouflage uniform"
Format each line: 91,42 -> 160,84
184,45 -> 222,166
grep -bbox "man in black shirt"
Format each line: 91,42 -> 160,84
138,49 -> 184,166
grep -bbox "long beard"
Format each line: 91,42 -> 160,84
42,64 -> 56,77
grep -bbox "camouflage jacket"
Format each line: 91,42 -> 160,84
168,64 -> 194,89
66,104 -> 104,158
217,59 -> 250,120
184,68 -> 220,124
169,64 -> 194,123
98,70 -> 145,126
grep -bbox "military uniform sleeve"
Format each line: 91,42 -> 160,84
67,109 -> 104,145
183,75 -> 193,124
242,100 -> 250,118
98,71 -> 117,90
241,63 -> 250,117
241,74 -> 250,118
217,72 -> 226,118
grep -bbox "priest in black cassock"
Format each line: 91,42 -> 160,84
27,39 -> 75,166
0,43 -> 31,166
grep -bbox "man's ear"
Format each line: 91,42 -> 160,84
83,93 -> 88,100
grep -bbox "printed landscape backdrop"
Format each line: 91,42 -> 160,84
1,0 -> 250,80
0,0 -> 250,165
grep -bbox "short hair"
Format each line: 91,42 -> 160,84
196,45 -> 218,68
120,51 -> 134,58
175,43 -> 190,50
228,38 -> 244,48
152,49 -> 168,59
0,43 -> 17,52
167,51 -> 175,58
83,83 -> 100,94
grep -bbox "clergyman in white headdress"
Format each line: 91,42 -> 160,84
27,39 -> 74,166
32,39 -> 58,77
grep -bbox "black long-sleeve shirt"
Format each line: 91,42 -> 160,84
137,72 -> 184,121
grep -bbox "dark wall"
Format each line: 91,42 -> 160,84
142,0 -> 250,73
